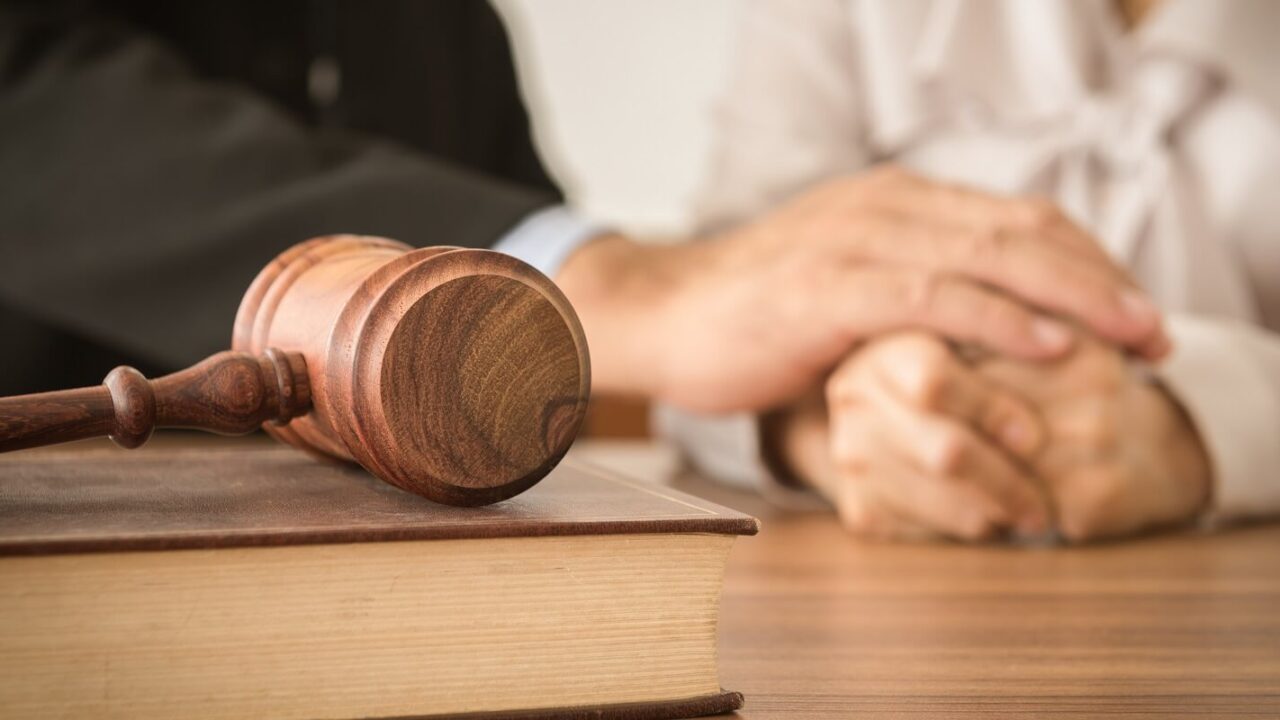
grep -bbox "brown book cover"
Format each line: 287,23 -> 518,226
0,441 -> 759,556
0,440 -> 756,720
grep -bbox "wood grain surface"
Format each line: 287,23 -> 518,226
671,475 -> 1280,719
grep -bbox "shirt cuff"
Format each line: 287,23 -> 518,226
652,404 -> 827,510
491,205 -> 608,279
1156,314 -> 1280,523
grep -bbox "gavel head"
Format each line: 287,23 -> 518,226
232,236 -> 590,506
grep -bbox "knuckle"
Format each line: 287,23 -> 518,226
901,359 -> 949,409
829,433 -> 871,473
825,365 -> 869,407
895,271 -> 940,319
886,329 -> 947,359
1071,345 -> 1128,390
926,429 -> 971,474
983,395 -> 1027,441
953,514 -> 996,542
1057,468 -> 1122,542
832,448 -> 871,476
1096,361 -> 1128,394
835,489 -> 887,539
824,369 -> 854,405
1077,403 -> 1120,454
972,293 -> 1027,331
1018,197 -> 1066,228
839,507 -> 879,538
963,227 -> 1011,265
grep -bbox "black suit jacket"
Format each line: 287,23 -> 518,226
0,0 -> 557,393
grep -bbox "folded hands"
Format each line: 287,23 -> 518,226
770,332 -> 1211,543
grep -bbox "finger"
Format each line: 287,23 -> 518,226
817,388 -> 944,541
827,407 -> 1005,541
1050,465 -> 1135,543
865,333 -> 1047,459
869,172 -> 1123,271
853,221 -> 1169,355
946,229 -> 1169,357
1136,330 -> 1173,361
828,358 -> 1049,537
829,472 -> 940,543
857,451 -> 1007,542
834,268 -> 1076,360
853,375 -> 1052,535
870,205 -> 1172,363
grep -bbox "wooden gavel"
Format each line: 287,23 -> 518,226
0,236 -> 591,506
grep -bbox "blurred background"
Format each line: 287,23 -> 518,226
494,0 -> 738,437
494,0 -> 732,237
1,0 -> 739,438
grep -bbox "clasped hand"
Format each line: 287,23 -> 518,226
772,332 -> 1211,543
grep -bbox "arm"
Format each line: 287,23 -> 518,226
631,0 -> 1165,492
559,169 -> 1166,413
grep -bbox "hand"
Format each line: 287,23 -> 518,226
557,166 -> 1168,413
975,337 -> 1212,542
767,332 -> 1052,541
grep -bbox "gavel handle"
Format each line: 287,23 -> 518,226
0,349 -> 311,453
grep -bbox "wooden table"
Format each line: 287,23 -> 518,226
669,473 -> 1280,718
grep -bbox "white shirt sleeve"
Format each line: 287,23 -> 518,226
652,405 -> 828,509
491,205 -> 607,279
1157,314 -> 1280,521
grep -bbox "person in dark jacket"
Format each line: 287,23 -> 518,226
0,0 -> 559,393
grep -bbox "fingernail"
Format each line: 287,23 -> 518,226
1031,317 -> 1072,350
1120,289 -> 1159,327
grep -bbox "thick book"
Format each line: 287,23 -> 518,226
0,441 -> 758,720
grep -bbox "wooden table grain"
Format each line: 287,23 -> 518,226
674,475 -> 1280,719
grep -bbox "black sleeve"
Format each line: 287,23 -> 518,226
0,5 -> 552,379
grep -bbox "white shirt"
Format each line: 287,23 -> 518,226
660,0 -> 1280,520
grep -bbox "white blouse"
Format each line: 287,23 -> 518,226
659,0 -> 1280,520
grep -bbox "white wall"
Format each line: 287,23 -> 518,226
493,0 -> 736,236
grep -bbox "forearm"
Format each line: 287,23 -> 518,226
554,235 -> 693,398
760,394 -> 835,495
1154,378 -> 1213,514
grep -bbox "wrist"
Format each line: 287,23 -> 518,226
761,393 -> 835,497
1154,381 -> 1214,515
554,235 -> 687,398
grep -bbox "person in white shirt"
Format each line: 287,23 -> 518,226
644,0 -> 1280,542
0,0 -> 1176,532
